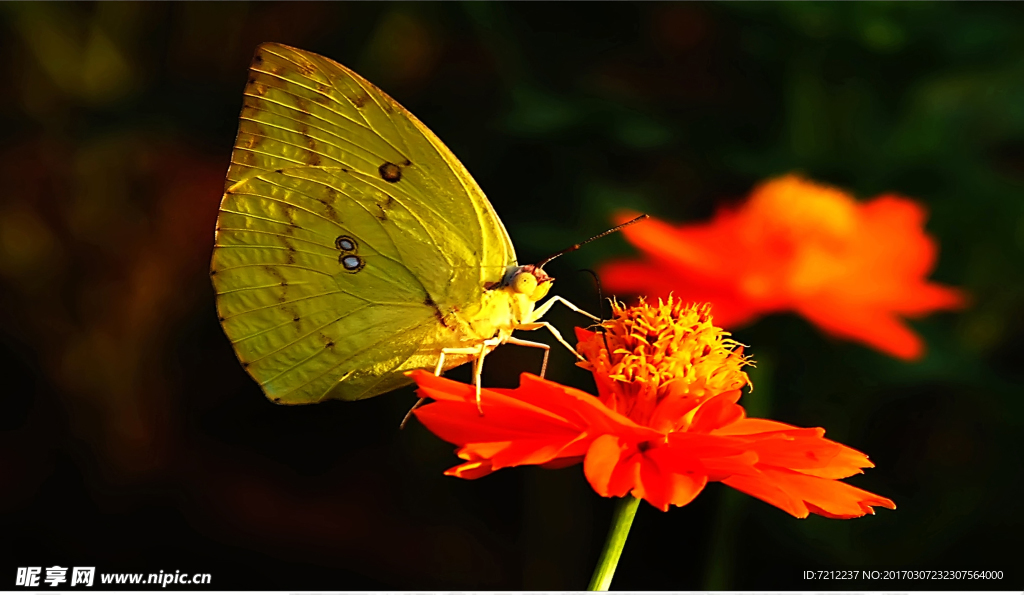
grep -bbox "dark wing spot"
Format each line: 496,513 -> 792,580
272,397 -> 282,403
424,296 -> 452,329
264,266 -> 287,285
242,135 -> 257,149
403,159 -> 412,167
351,94 -> 370,108
210,269 -> 217,276
241,361 -> 250,369
282,204 -> 296,221
253,54 -> 263,65
245,97 -> 267,112
218,316 -> 225,322
275,168 -> 284,174
379,162 -> 402,183
316,83 -> 330,94
294,56 -> 316,76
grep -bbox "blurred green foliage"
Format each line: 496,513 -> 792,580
0,1 -> 1021,590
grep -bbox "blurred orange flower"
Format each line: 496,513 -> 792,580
599,175 -> 965,359
411,297 -> 895,517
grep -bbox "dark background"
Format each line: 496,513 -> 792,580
1,2 -> 1021,590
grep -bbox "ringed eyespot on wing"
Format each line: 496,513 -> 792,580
335,235 -> 358,252
340,254 -> 364,272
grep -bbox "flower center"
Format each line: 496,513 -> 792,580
577,296 -> 751,431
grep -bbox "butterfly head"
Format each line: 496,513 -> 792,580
505,264 -> 553,302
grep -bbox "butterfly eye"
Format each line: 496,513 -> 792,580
511,271 -> 538,295
529,280 -> 553,302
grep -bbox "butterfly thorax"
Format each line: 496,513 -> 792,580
456,265 -> 553,344
407,266 -> 552,377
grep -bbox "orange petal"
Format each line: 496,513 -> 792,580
600,260 -> 682,296
613,212 -> 716,274
712,417 -> 802,435
599,260 -> 763,328
584,435 -> 636,498
713,417 -> 876,479
445,457 -> 495,479
687,390 -> 745,433
742,432 -> 845,472
412,372 -> 658,477
722,475 -> 810,518
895,283 -> 966,316
540,455 -> 586,470
791,442 -> 876,480
798,304 -> 925,360
636,446 -> 708,511
725,466 -> 895,519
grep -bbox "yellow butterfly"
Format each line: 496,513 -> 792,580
211,43 -> 604,406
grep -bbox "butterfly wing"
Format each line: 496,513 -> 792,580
212,43 -> 515,403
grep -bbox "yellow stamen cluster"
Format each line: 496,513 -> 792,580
577,296 -> 751,427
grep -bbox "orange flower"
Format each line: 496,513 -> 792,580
411,297 -> 895,517
599,175 -> 965,359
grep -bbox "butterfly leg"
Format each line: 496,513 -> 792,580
471,337 -> 503,414
504,336 -> 551,378
400,344 -> 488,429
530,295 -> 602,323
515,321 -> 584,360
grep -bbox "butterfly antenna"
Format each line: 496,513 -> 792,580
576,268 -> 615,363
536,214 -> 649,269
577,268 -> 610,320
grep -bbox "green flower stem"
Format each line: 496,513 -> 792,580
587,495 -> 640,591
